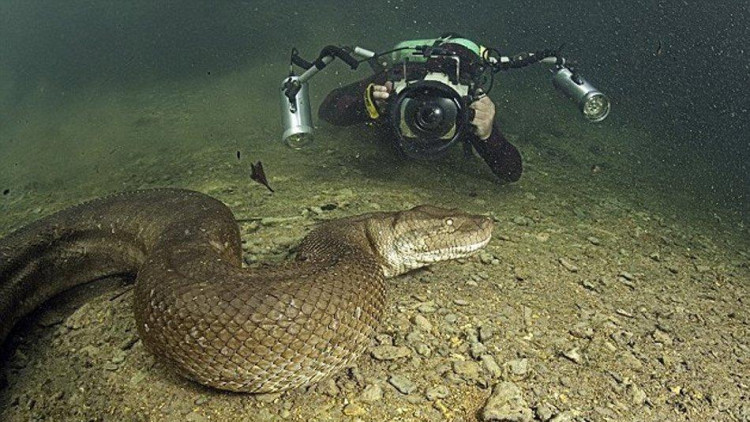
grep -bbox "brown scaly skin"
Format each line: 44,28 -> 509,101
0,189 -> 492,392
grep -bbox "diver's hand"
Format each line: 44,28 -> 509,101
372,82 -> 393,109
470,95 -> 495,140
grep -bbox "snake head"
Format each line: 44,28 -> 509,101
369,205 -> 494,277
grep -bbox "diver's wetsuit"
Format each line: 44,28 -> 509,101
318,73 -> 523,183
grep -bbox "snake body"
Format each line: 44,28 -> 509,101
0,189 -> 492,392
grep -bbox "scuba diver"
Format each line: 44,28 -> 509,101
280,34 -> 610,184
317,38 -> 523,183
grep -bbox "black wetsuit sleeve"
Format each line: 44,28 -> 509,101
318,73 -> 388,126
469,124 -> 523,183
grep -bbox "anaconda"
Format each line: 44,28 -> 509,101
0,188 -> 492,392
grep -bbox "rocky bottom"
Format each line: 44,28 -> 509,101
1,179 -> 747,422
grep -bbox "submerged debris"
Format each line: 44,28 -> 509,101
250,161 -> 274,192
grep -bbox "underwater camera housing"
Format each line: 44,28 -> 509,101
279,36 -> 610,153
386,44 -> 478,159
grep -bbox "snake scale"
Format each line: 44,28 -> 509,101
0,188 -> 492,392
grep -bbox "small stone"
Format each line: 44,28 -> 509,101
649,252 -> 661,262
411,314 -> 433,332
481,381 -> 533,422
505,358 -> 528,377
414,343 -> 432,357
619,271 -> 634,281
587,236 -> 601,245
360,384 -> 383,403
629,384 -> 648,406
581,279 -> 599,292
652,329 -> 673,346
482,355 -> 503,379
453,360 -> 481,381
316,378 -> 339,396
535,402 -> 556,421
426,385 -> 450,400
562,348 -> 582,364
453,299 -> 470,306
479,325 -> 495,342
375,334 -> 393,345
559,258 -> 578,273
470,342 -> 487,359
569,323 -> 594,339
666,265 -> 679,274
370,345 -> 411,361
103,362 -> 120,371
342,403 -> 366,416
466,280 -> 479,287
417,302 -> 437,313
444,314 -> 458,324
389,374 -> 417,394
616,309 -> 634,318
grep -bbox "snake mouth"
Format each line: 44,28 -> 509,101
414,232 -> 492,264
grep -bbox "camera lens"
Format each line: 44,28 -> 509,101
415,102 -> 444,131
389,80 -> 468,159
404,96 -> 457,139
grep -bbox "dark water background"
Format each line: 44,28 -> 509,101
0,1 -> 747,215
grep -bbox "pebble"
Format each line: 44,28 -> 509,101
482,355 -> 503,379
629,384 -> 648,406
652,329 -> 673,346
342,403 -> 366,416
535,402 -> 556,421
414,343 -> 432,357
425,385 -> 450,400
411,314 -> 433,332
587,236 -> 601,245
619,271 -> 635,281
470,342 -> 487,359
512,216 -> 532,226
695,264 -> 711,273
453,360 -> 481,381
316,378 -> 339,396
562,348 -> 582,364
479,252 -> 500,265
370,345 -> 411,361
559,257 -> 578,273
481,381 -> 533,422
417,302 -> 437,313
569,323 -> 594,339
360,384 -> 384,402
444,314 -> 458,324
505,358 -> 529,377
389,374 -> 417,394
479,325 -> 495,342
